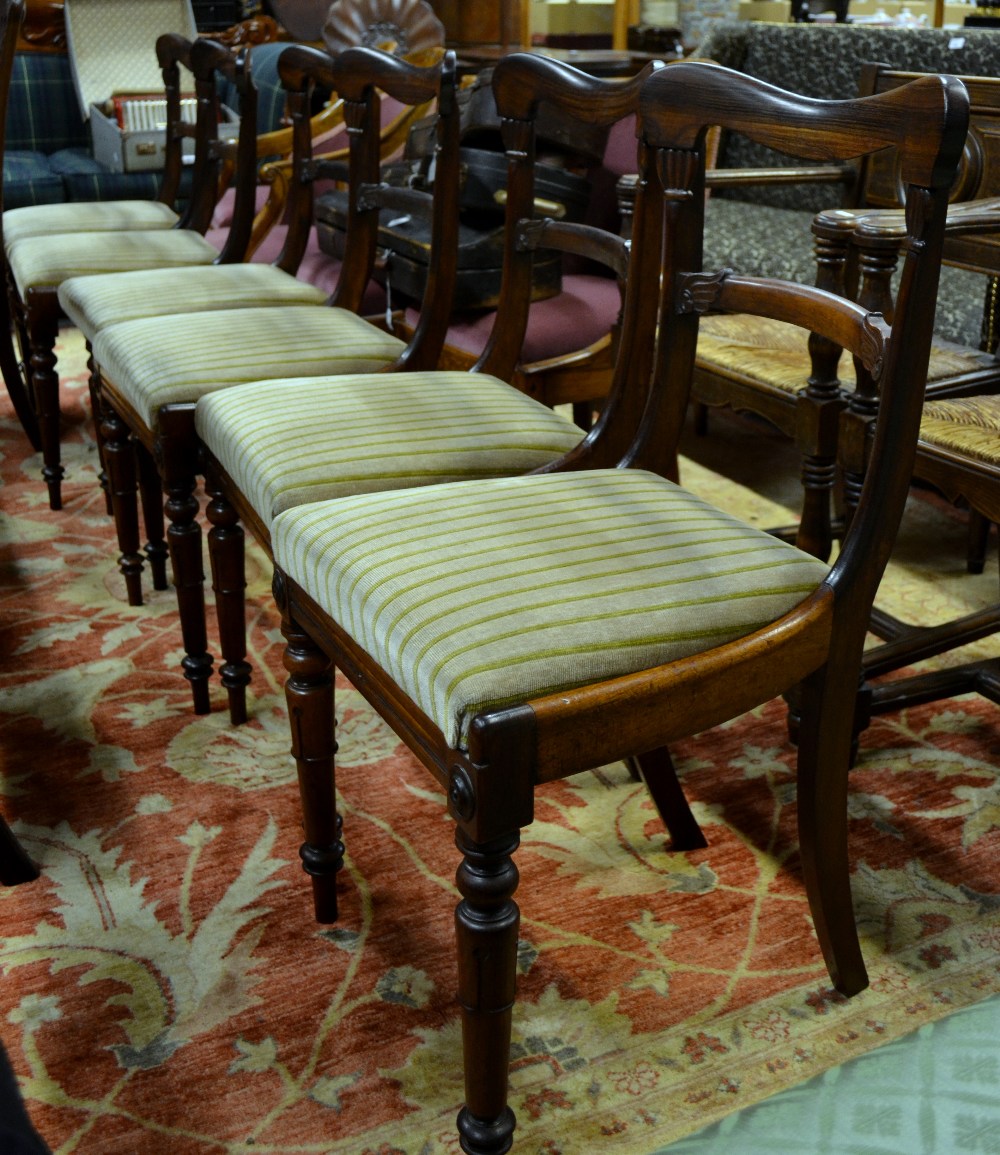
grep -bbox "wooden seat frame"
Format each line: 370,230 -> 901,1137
270,58 -> 967,1154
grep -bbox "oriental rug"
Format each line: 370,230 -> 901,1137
0,328 -> 998,1155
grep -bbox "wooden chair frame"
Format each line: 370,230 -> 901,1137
270,59 -> 968,1154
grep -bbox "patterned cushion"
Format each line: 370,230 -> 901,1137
7,230 -> 218,296
59,265 -> 329,340
4,200 -> 179,249
93,306 -> 408,428
920,396 -> 1000,465
2,151 -> 63,208
697,315 -> 987,396
195,371 -> 584,521
271,470 -> 831,748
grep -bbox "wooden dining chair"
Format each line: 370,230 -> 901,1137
86,46 -> 463,716
2,32 -> 257,511
192,57 -> 658,733
265,59 -> 967,1153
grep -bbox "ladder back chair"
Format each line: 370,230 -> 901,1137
88,45 -> 465,719
690,65 -> 1000,562
266,59 -> 968,1154
192,57 -> 663,741
1,32 -> 258,510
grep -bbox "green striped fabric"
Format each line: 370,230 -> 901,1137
271,470 -> 831,749
8,229 -> 218,296
93,306 -> 408,428
195,372 -> 584,521
59,265 -> 329,341
3,200 -> 178,250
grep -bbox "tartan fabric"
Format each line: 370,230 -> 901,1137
6,52 -> 89,154
60,170 -> 165,204
2,152 -> 63,207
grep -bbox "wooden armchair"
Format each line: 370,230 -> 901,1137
689,66 -> 1000,562
88,46 -> 463,719
1,28 -> 258,510
266,59 -> 967,1154
808,194 -> 1000,734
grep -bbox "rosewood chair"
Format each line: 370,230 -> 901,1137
88,46 -> 467,713
192,57 -> 659,735
690,66 -> 1000,562
266,60 -> 967,1154
1,33 -> 257,510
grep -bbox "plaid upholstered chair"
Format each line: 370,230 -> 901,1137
265,60 -> 967,1153
1,31 -> 259,511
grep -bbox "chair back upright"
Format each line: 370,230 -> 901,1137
182,36 -> 260,257
476,54 -> 659,456
275,44 -> 460,371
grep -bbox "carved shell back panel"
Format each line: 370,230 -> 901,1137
322,0 -> 444,58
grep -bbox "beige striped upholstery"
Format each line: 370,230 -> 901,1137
698,314 -> 984,394
59,265 -> 329,341
196,372 -> 584,521
7,229 -> 218,296
272,470 -> 831,748
93,306 -> 407,428
3,201 -> 178,251
921,395 -> 1000,465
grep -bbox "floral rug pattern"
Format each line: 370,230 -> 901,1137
0,330 -> 998,1154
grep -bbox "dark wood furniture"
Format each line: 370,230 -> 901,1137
92,46 -> 462,722
194,58 -> 653,731
690,65 -> 1000,563
267,57 -> 968,1154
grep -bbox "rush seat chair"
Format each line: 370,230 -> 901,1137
265,59 -> 967,1154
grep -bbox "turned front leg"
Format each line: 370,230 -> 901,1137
281,600 -> 342,923
206,477 -> 251,725
159,418 -> 212,714
26,295 -> 62,509
100,403 -> 146,607
455,829 -> 519,1155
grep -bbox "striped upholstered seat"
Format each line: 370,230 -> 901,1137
93,306 -> 408,427
196,372 -> 584,520
697,314 -> 986,397
59,265 -> 329,342
920,395 -> 1000,464
6,229 -> 219,296
3,200 -> 179,250
271,470 -> 831,747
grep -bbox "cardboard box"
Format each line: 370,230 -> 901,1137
64,0 -> 238,173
